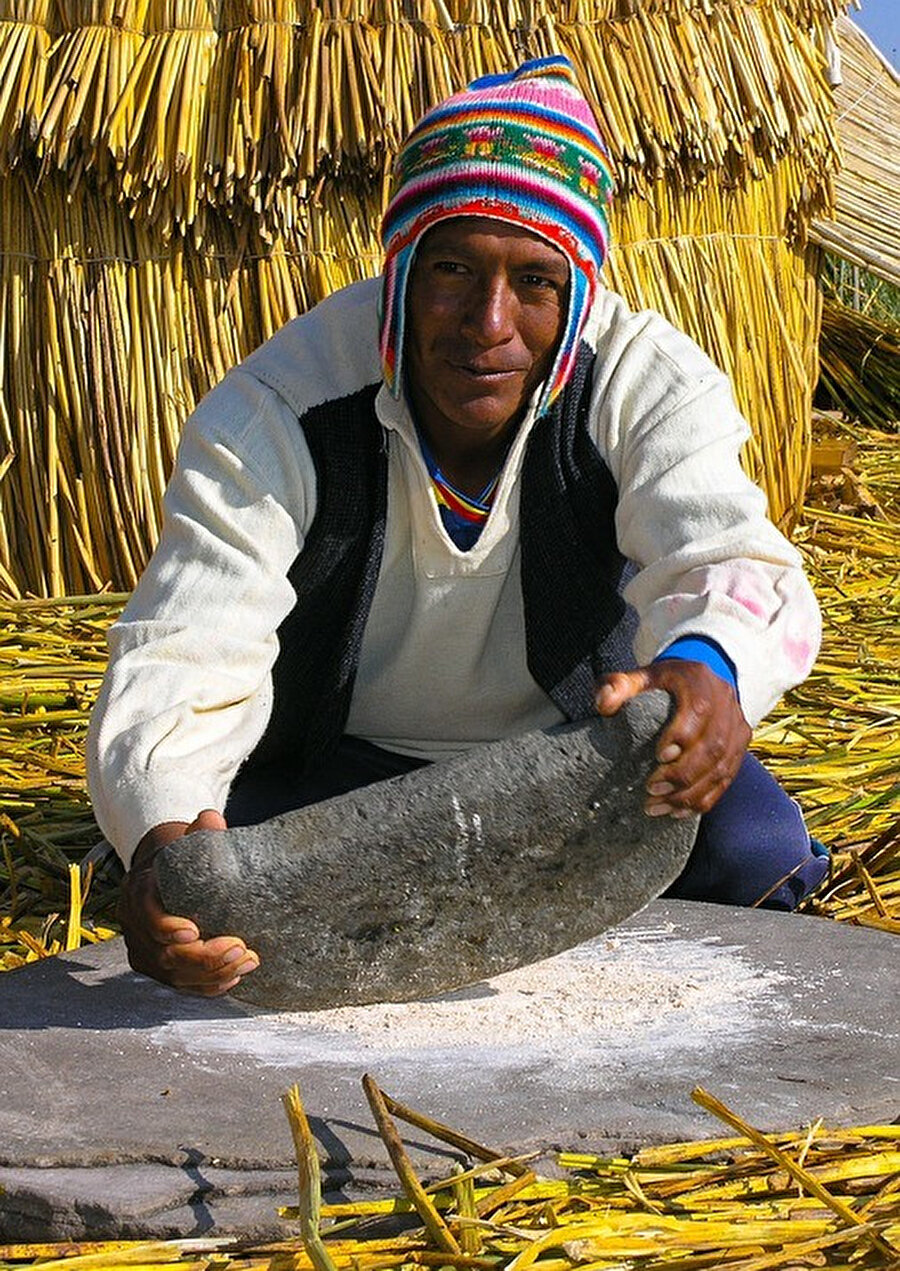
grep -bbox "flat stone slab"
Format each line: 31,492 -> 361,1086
157,693 -> 696,1008
1,900 -> 897,1240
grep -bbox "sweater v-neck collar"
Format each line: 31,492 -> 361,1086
375,382 -> 543,560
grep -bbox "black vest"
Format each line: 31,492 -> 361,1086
240,343 -> 637,781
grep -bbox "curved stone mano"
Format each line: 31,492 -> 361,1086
156,692 -> 697,1009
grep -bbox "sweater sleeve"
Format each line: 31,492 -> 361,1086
86,369 -> 317,867
586,297 -> 821,728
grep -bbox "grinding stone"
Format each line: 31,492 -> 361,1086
156,691 -> 697,1008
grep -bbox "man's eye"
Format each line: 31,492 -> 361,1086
433,260 -> 466,274
521,274 -> 556,289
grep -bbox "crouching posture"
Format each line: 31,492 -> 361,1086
88,57 -> 828,996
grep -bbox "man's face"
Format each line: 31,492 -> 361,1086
404,218 -> 569,451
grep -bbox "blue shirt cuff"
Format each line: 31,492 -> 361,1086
654,636 -> 738,694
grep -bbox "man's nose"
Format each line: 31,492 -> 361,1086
462,279 -> 515,345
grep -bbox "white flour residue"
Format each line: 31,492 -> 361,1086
149,928 -> 786,1071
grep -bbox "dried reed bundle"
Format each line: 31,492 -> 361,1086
608,165 -> 824,529
809,15 -> 900,293
817,298 -> 900,430
0,0 -> 848,215
0,156 -> 826,595
0,168 -> 388,595
17,0 -> 839,223
0,0 -> 51,171
0,0 -> 843,596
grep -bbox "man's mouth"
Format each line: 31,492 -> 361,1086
451,362 -> 524,379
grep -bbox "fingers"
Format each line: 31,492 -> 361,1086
647,732 -> 741,817
597,660 -> 750,818
119,810 -> 257,996
132,942 -> 260,996
153,911 -> 202,943
125,904 -> 260,995
645,667 -> 749,816
153,936 -> 261,995
138,872 -> 199,939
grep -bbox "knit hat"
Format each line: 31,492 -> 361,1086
379,55 -> 613,416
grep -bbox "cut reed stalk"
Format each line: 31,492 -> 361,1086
362,1073 -> 462,1254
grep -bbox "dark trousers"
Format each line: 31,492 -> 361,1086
225,737 -> 828,912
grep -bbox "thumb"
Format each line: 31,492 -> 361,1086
187,808 -> 228,833
595,668 -> 653,716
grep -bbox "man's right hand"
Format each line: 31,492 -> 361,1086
118,809 -> 260,996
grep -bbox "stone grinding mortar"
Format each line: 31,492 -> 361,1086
156,691 -> 698,1009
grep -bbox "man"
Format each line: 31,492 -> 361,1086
87,56 -> 828,998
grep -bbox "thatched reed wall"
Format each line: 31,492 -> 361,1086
0,0 -> 842,597
810,14 -> 900,290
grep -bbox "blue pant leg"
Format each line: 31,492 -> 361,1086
665,752 -> 829,910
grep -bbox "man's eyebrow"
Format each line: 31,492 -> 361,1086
418,239 -> 472,259
519,256 -> 568,277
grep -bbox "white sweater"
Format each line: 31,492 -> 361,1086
87,278 -> 821,865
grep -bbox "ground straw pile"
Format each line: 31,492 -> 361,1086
0,0 -> 844,596
0,1080 -> 898,1267
0,419 -> 897,967
0,592 -> 123,967
753,417 -> 900,934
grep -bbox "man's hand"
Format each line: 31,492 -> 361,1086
595,660 -> 751,818
118,809 -> 259,995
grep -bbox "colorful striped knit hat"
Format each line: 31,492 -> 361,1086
379,55 -> 613,416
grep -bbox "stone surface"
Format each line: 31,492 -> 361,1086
1,899 -> 897,1239
157,692 -> 697,1008
0,1165 -> 300,1241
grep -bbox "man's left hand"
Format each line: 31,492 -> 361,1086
595,660 -> 750,818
